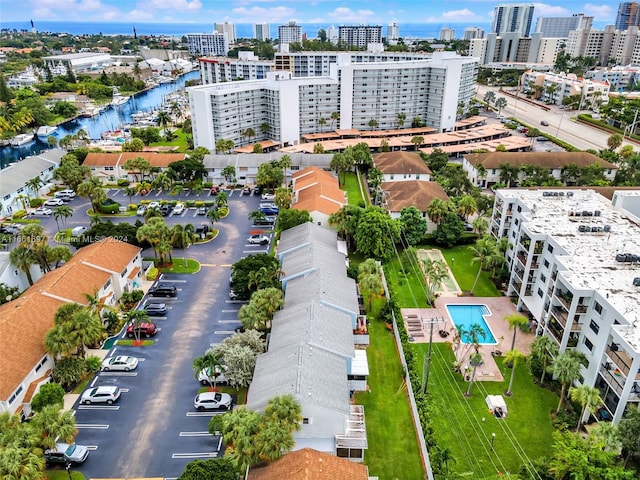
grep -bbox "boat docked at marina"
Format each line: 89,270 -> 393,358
10,132 -> 35,146
36,125 -> 58,139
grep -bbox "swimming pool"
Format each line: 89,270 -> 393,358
446,304 -> 497,344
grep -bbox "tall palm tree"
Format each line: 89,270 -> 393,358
397,111 -> 406,129
30,404 -> 77,450
456,195 -> 477,220
421,259 -> 448,306
411,135 -> 424,150
505,313 -> 528,352
274,187 -> 291,210
278,155 -> 292,187
25,177 -> 43,197
169,101 -> 183,124
151,173 -> 172,193
9,246 -> 36,285
53,205 -> 73,232
317,117 -> 327,133
67,309 -> 105,358
495,97 -> 508,115
192,350 -> 225,390
207,207 -> 221,227
569,384 -> 602,431
156,111 -> 171,130
483,91 -> 496,105
464,352 -> 483,397
504,349 -> 525,396
244,127 -> 256,144
368,119 -> 378,131
125,309 -> 150,342
469,236 -> 499,295
77,177 -> 107,213
251,287 -> 284,329
330,111 -> 340,130
550,351 -> 587,413
260,122 -> 270,137
531,335 -> 558,383
426,198 -> 454,226
358,273 -> 383,311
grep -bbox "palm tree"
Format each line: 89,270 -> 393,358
125,309 -> 150,342
411,135 -> 424,150
531,335 -> 558,383
260,122 -> 270,137
274,187 -> 291,210
503,349 -> 525,396
426,198 -> 454,226
67,309 -> 105,358
207,207 -> 221,227
9,246 -> 36,286
317,117 -> 327,133
169,101 -> 183,123
495,97 -> 508,115
124,186 -> 137,204
77,177 -> 107,213
53,205 -> 73,232
550,351 -> 587,413
26,177 -> 43,197
251,287 -> 284,329
30,404 -> 77,450
421,259 -> 448,305
358,273 -> 383,311
248,210 -> 267,224
397,111 -> 406,129
472,217 -> 488,236
151,173 -> 172,193
278,155 -> 292,187
464,352 -> 483,397
368,119 -> 378,131
264,394 -> 302,433
136,217 -> 170,263
244,127 -> 256,144
215,190 -> 228,209
469,236 -> 499,295
156,111 -> 171,130
569,385 -> 602,431
192,350 -> 225,390
456,195 -> 477,220
330,111 -> 340,130
505,313 -> 528,352
483,91 -> 496,105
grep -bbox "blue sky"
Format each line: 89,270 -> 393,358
0,0 -> 621,25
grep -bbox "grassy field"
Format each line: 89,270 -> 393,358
385,254 -> 430,308
440,245 -> 502,297
45,470 -> 85,479
412,343 -> 557,478
343,172 -> 365,206
150,128 -> 191,152
354,318 -> 425,480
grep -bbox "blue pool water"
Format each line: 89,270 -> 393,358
446,304 -> 497,345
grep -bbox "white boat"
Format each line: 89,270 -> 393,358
10,133 -> 35,146
111,94 -> 130,107
37,125 -> 58,138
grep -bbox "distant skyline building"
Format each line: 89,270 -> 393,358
186,33 -> 229,56
254,23 -> 270,41
535,13 -> 593,38
387,22 -> 399,41
616,2 -> 640,30
338,25 -> 383,47
491,3 -> 535,37
278,21 -> 303,45
464,27 -> 485,40
214,21 -> 236,44
440,27 -> 455,41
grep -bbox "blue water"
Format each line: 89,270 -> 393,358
446,304 -> 497,345
0,70 -> 199,168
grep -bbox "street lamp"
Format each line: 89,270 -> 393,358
490,432 -> 496,451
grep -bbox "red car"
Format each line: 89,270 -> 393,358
210,186 -> 219,195
126,322 -> 158,338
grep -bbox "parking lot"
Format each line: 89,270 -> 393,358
30,189 -> 276,479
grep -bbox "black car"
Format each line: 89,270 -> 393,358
160,204 -> 173,216
144,302 -> 167,316
195,224 -> 210,236
148,284 -> 177,297
253,216 -> 277,226
44,443 -> 89,466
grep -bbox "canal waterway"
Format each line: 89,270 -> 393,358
0,70 -> 199,169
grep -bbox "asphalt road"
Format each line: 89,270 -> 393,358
475,85 -> 631,152
37,189 -> 273,479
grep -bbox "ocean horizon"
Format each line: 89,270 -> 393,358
1,20 -> 611,40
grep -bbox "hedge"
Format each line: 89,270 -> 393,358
146,267 -> 159,280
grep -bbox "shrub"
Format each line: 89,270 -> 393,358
31,383 -> 66,412
12,210 -> 27,219
85,355 -> 102,373
52,357 -> 87,391
99,199 -> 121,214
117,179 -> 130,186
146,267 -> 159,280
29,198 -> 44,208
204,200 -> 215,207
203,181 -> 213,188
128,204 -> 137,211
194,200 -> 205,207
140,199 -> 150,205
186,200 -> 196,207
206,232 -> 214,238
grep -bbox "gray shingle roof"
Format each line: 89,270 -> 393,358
281,244 -> 346,280
0,149 -> 65,197
284,269 -> 359,316
277,222 -> 337,257
246,343 -> 350,415
269,301 -> 355,358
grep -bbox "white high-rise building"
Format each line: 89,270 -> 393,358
464,27 -> 485,40
278,21 -> 303,45
186,33 -> 229,57
327,26 -> 339,44
254,23 -> 270,41
440,27 -> 455,41
535,13 -> 593,38
338,26 -> 383,47
188,52 -> 478,150
492,3 -> 535,36
387,22 -> 399,42
214,22 -> 236,44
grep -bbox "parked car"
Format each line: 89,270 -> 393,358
196,206 -> 207,215
148,284 -> 177,297
260,205 -> 279,215
144,302 -> 167,316
32,207 -> 52,216
136,205 -> 147,216
148,201 -> 160,209
55,189 -> 76,198
44,443 -> 89,466
195,224 -> 210,236
261,192 -> 275,201
242,186 -> 251,195
210,186 -> 219,195
194,391 -> 232,411
160,204 -> 173,216
540,120 -> 549,126
173,202 -> 186,215
71,226 -> 88,237
101,355 -> 139,371
44,198 -> 64,207
126,322 -> 158,338
0,224 -> 21,235
197,366 -> 228,385
536,136 -> 549,142
56,195 -> 72,203
253,215 -> 277,226
248,234 -> 269,245
80,385 -> 121,405
229,289 -> 238,300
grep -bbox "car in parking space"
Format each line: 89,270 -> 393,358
253,215 -> 277,226
126,322 -> 158,338
261,192 -> 275,201
101,355 -> 139,371
195,224 -> 210,236
71,226 -> 88,237
44,198 -> 64,207
173,202 -> 186,215
210,186 -> 219,195
136,205 -> 147,216
160,204 -> 173,216
248,234 -> 269,245
80,385 -> 121,405
55,189 -> 76,198
242,186 -> 251,195
536,136 -> 549,142
260,204 -> 279,215
32,207 -> 52,216
194,391 -> 232,411
197,365 -> 228,385
44,442 -> 89,466
540,120 -> 549,126
143,302 -> 167,316
229,289 -> 238,300
0,223 -> 21,235
148,201 -> 160,209
196,206 -> 207,215
148,284 -> 177,297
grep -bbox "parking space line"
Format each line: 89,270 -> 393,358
218,320 -> 240,324
75,424 -> 109,429
221,309 -> 238,313
78,405 -> 120,410
100,372 -> 138,377
172,452 -> 218,459
157,278 -> 187,283
179,431 -> 211,437
185,411 -> 225,417
85,446 -> 99,450
214,330 -> 236,335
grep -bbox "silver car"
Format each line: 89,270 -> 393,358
81,385 -> 121,404
101,355 -> 138,372
194,391 -> 232,411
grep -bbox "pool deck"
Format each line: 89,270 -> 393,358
401,296 -> 535,382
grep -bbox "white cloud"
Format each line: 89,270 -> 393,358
126,8 -> 155,21
147,0 -> 202,11
426,9 -> 483,23
532,3 -> 571,17
231,5 -> 297,23
583,3 -> 616,22
31,0 -> 121,21
326,7 -> 377,23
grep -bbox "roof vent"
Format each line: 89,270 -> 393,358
634,278 -> 640,287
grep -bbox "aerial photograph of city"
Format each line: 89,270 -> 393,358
3,0 -> 640,479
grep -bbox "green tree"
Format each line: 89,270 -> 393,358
353,206 -> 401,259
330,151 -> 354,185
504,349 -> 525,396
231,254 -> 281,300
399,206 -> 427,245
125,309 -> 150,342
136,217 -> 170,264
483,90 -> 496,105
52,154 -> 90,189
550,351 -> 587,413
276,208 -> 312,231
426,198 -> 455,226
274,186 -> 292,209
317,117 -> 327,132
243,127 -> 256,144
221,165 -> 236,183
212,330 -> 265,388
51,356 -> 87,389
328,204 -> 361,249
192,350 -> 225,390
608,134 -> 623,151
256,161 -> 284,190
122,156 -> 153,183
421,259 -> 448,305
411,135 -> 424,150
330,111 -> 340,130
53,205 -> 73,232
29,404 -> 77,450
26,176 -> 44,197
456,195 -> 477,220
77,177 -> 107,213
30,383 -> 65,412
495,96 -> 508,114
530,335 -> 558,383
469,236 -> 500,294
397,111 -> 406,128
0,412 -> 45,480
505,313 -> 528,352
464,352 -> 483,397
569,384 -> 602,431
617,404 -> 640,466
367,118 -> 378,130
9,246 -> 37,286
278,154 -> 292,186
178,458 -> 237,480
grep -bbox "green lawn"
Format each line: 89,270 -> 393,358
342,172 -> 365,206
115,339 -> 154,346
412,343 -> 557,478
150,128 -> 190,152
354,319 -> 424,479
45,470 -> 85,480
159,258 -> 201,274
384,255 -> 430,308
439,245 -> 502,297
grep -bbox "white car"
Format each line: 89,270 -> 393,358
101,355 -> 138,372
261,192 -> 275,201
44,198 -> 64,207
136,205 -> 147,216
56,189 -> 76,198
147,201 -> 160,209
248,234 -> 269,245
32,207 -> 52,216
173,202 -> 186,215
71,226 -> 88,237
194,391 -> 232,411
80,385 -> 121,404
197,366 -> 228,385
